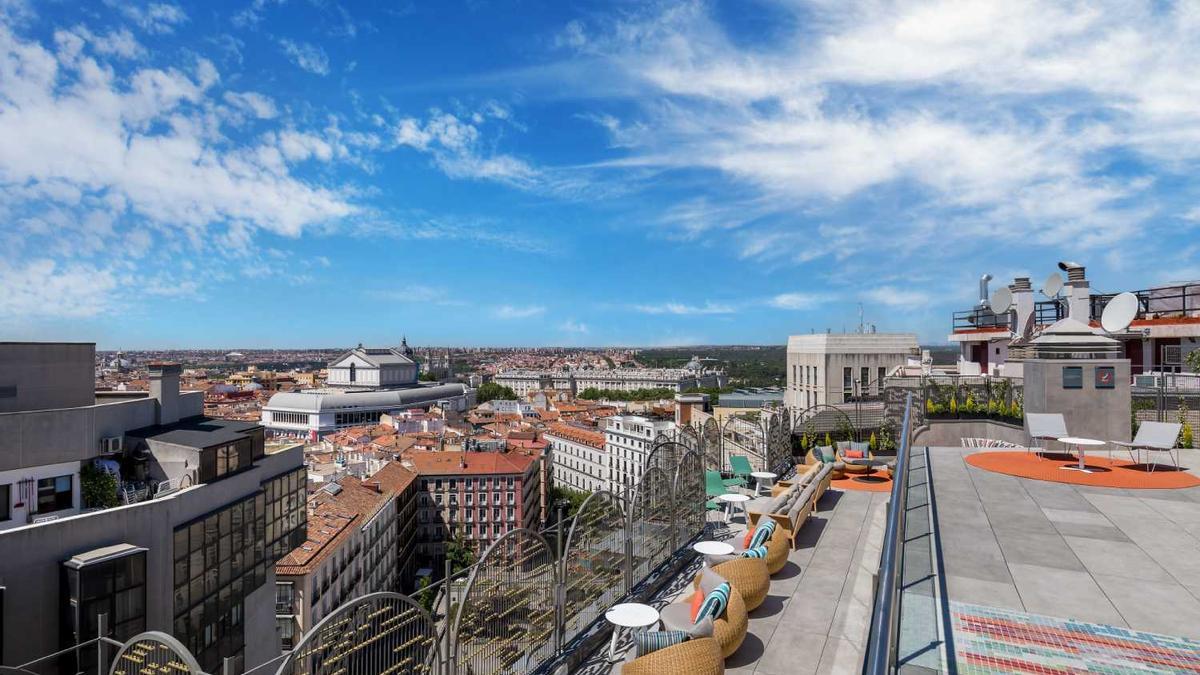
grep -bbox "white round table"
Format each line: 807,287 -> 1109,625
693,540 -> 735,566
1058,436 -> 1106,474
605,602 -> 659,661
718,493 -> 751,524
750,471 -> 778,496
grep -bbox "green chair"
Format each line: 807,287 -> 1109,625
729,455 -> 754,481
706,470 -> 725,495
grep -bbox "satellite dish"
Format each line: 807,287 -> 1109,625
1100,292 -> 1138,333
1042,272 -> 1063,298
990,287 -> 1013,314
1021,310 -> 1035,341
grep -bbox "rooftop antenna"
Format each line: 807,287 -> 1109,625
1100,292 -> 1138,333
857,302 -> 864,333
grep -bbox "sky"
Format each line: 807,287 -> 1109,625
2,0 -> 1199,349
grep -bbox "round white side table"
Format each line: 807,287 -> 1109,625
718,493 -> 751,524
750,471 -> 778,496
604,602 -> 659,661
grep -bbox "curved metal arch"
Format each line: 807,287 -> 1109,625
720,413 -> 768,462
642,440 -> 689,477
679,424 -> 701,453
451,528 -> 557,674
791,403 -> 861,442
562,490 -> 625,556
626,465 -> 676,583
701,417 -> 722,470
274,592 -> 439,675
670,448 -> 706,545
108,632 -> 202,675
559,490 -> 627,641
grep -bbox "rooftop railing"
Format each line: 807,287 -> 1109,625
956,281 -> 1200,333
863,393 -> 915,673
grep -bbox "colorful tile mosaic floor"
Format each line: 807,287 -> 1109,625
951,601 -> 1200,674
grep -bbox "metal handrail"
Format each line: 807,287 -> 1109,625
863,392 -> 913,674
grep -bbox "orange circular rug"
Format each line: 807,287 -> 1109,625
832,468 -> 893,492
964,451 -> 1200,489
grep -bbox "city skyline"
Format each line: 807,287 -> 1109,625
4,1 -> 1200,349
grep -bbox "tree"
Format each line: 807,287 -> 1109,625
419,370 -> 439,382
415,575 -> 436,614
445,531 -> 475,575
476,381 -> 517,403
1187,349 -> 1200,374
80,463 -> 120,509
549,485 -> 589,522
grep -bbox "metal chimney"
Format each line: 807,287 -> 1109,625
1058,262 -> 1090,322
978,274 -> 993,309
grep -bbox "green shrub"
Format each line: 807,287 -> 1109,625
949,397 -> 958,415
1182,423 -> 1194,449
80,463 -> 119,509
869,432 -> 878,451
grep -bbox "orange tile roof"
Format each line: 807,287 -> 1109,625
405,450 -> 536,476
544,422 -> 605,449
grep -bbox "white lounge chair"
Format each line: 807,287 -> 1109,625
960,438 -> 1022,449
1110,422 -> 1182,472
1026,413 -> 1068,460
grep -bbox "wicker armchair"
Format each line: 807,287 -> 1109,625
621,637 -> 725,675
663,581 -> 748,658
763,525 -> 789,575
705,558 -> 769,611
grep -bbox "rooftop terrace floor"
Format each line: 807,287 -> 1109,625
931,446 -> 1200,640
583,484 -> 889,675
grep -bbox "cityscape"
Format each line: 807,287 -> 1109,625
3,2 -> 1200,675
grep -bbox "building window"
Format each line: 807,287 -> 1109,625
842,368 -> 853,395
860,367 -> 870,392
878,367 -> 886,390
37,475 -> 72,513
0,483 -> 9,521
349,362 -> 356,383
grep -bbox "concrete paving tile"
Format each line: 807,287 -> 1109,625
1006,563 -> 1126,627
815,636 -> 862,674
1048,519 -> 1132,542
1062,536 -> 1175,583
1140,497 -> 1200,537
945,575 -> 1023,611
1092,574 -> 1200,640
993,529 -> 1083,571
754,624 -> 825,675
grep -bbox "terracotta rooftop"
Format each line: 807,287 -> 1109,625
545,422 -> 605,449
405,450 -> 537,476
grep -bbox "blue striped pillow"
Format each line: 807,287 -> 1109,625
695,581 -> 730,623
741,545 -> 768,559
750,520 -> 776,548
634,630 -> 689,657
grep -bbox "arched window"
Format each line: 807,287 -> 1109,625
349,362 -> 356,382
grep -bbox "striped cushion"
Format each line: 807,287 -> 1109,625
695,581 -> 731,623
634,629 -> 689,657
741,545 -> 768,559
750,520 -> 776,548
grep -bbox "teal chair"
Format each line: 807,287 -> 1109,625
729,455 -> 754,482
705,470 -> 728,497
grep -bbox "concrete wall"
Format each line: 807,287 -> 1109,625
913,419 -> 1029,447
0,343 -> 94,413
0,446 -> 302,669
1023,358 -> 1131,444
0,397 -> 157,472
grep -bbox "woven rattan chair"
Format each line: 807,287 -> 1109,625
621,637 -> 725,675
705,558 -> 769,611
666,578 -> 747,658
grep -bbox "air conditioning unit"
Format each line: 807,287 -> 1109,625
100,436 -> 124,454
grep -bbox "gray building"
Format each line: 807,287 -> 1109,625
785,332 -> 919,410
0,343 -> 305,673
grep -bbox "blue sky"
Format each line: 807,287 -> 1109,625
2,0 -> 1199,349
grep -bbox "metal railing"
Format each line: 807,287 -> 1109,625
863,392 -> 914,674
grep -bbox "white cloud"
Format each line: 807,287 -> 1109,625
768,292 -> 826,311
277,38 -> 330,75
0,259 -> 118,318
632,301 -> 735,315
559,319 -> 589,334
863,285 -> 932,309
223,90 -> 277,119
389,110 -> 541,188
368,285 -> 464,306
493,304 -> 545,319
108,1 -> 188,34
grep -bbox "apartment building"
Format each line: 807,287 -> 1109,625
544,423 -> 607,493
0,343 -> 305,673
785,333 -> 919,410
405,451 -> 540,560
274,461 -> 418,650
601,414 -> 676,493
495,365 -> 726,397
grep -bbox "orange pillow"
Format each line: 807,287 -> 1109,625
689,588 -> 705,623
743,529 -> 754,548
844,449 -> 865,459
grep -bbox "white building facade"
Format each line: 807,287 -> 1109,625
495,366 -> 726,397
544,425 -> 607,493
785,333 -> 919,411
601,415 -> 676,493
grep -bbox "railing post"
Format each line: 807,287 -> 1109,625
623,482 -> 633,593
96,613 -> 107,675
443,558 -> 453,675
553,501 -> 568,655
